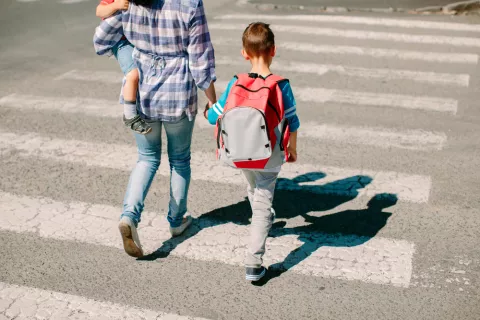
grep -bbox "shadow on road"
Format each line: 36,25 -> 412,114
139,172 -> 397,286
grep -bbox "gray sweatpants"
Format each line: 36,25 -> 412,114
243,170 -> 279,268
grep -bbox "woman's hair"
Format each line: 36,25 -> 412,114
130,0 -> 154,7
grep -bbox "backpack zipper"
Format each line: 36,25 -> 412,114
235,84 -> 271,93
267,100 -> 281,122
216,118 -> 222,149
234,84 -> 281,122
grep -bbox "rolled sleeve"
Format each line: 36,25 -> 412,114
288,115 -> 300,132
187,0 -> 216,91
93,13 -> 124,57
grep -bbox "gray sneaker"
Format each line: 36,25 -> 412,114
124,115 -> 152,135
118,217 -> 144,258
246,266 -> 266,282
169,216 -> 193,237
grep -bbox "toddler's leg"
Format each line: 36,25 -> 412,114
243,170 -> 278,268
123,68 -> 139,119
122,69 -> 151,135
115,41 -> 151,135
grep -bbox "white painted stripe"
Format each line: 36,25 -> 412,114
300,123 -> 446,151
217,14 -> 480,33
215,81 -> 458,114
197,120 -> 446,151
1,192 -> 415,287
209,23 -> 480,47
0,131 -> 431,203
213,38 -> 478,64
0,94 -> 119,118
41,73 -> 463,115
0,94 -> 447,151
55,69 -> 121,83
0,282 -> 210,320
215,57 -> 470,87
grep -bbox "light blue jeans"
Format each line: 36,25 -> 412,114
121,115 -> 195,228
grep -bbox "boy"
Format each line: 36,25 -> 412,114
205,22 -> 300,281
96,0 -> 151,134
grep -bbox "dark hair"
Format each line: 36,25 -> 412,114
242,22 -> 275,57
130,0 -> 154,7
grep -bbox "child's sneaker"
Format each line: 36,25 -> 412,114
246,266 -> 266,282
271,208 -> 276,223
123,115 -> 152,135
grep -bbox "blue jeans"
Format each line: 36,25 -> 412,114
112,39 -> 135,75
121,115 -> 195,228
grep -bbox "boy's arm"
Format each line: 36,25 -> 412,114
279,80 -> 300,163
96,0 -> 128,19
205,77 -> 236,125
287,131 -> 298,163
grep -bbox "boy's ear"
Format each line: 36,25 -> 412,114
271,46 -> 277,57
241,49 -> 250,61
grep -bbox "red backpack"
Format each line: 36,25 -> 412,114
215,73 -> 290,170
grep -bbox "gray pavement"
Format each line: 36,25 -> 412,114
249,0 -> 454,10
1,0 -> 480,319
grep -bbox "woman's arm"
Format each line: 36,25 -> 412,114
96,0 -> 128,19
187,0 -> 216,91
204,81 -> 217,106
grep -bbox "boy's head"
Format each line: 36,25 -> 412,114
241,22 -> 276,60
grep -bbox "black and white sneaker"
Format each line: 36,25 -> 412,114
246,266 -> 266,282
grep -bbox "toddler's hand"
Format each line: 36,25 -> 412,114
287,146 -> 297,163
116,0 -> 129,10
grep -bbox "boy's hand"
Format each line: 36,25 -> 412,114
116,0 -> 129,10
203,102 -> 210,120
287,146 -> 297,162
287,131 -> 298,163
203,101 -> 214,120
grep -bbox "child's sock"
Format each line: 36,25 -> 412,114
124,100 -> 138,119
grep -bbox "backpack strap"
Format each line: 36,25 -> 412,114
263,74 -> 289,86
234,73 -> 289,90
234,73 -> 249,83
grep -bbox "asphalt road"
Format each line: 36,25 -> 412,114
250,0 -> 455,9
249,0 -> 455,10
0,0 -> 480,319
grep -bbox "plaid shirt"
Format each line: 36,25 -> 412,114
93,0 -> 216,122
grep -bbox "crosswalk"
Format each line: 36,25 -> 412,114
0,282 -> 209,320
1,10 -> 478,319
210,23 -> 480,47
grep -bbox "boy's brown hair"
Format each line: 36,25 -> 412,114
242,22 -> 275,57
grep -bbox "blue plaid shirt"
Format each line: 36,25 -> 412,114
93,0 -> 216,122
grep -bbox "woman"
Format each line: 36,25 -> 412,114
94,0 -> 217,257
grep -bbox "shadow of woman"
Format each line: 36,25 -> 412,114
139,172 -> 395,285
139,172 -> 369,261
